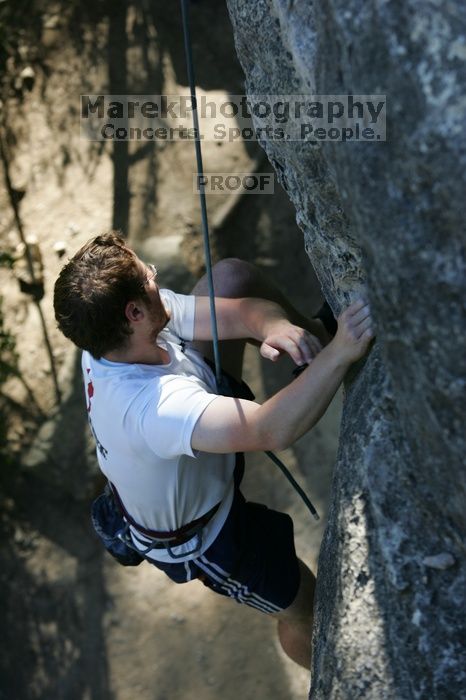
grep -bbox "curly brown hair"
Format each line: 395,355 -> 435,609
53,232 -> 148,358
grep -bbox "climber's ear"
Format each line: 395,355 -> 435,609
125,300 -> 146,324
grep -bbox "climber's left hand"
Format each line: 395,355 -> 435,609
260,320 -> 323,365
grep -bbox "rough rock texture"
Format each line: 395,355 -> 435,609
225,1 -> 466,697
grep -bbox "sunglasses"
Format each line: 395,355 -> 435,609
142,263 -> 158,289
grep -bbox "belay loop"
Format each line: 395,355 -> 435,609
180,0 -> 319,521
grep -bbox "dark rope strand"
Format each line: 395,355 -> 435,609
180,0 -> 222,389
265,451 -> 319,521
179,0 -> 319,521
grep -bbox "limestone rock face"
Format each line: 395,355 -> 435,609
225,1 -> 466,697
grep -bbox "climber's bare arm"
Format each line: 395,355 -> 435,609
191,300 -> 374,453
194,296 -> 323,364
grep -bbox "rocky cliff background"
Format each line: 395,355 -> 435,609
226,1 -> 466,697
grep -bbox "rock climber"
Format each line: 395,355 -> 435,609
53,231 -> 374,668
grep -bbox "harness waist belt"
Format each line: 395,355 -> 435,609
109,481 -> 220,545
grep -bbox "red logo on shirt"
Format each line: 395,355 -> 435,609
87,379 -> 94,412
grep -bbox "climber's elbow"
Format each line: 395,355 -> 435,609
265,413 -> 323,452
269,429 -> 294,452
257,418 -> 295,452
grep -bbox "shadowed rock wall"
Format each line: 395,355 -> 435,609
225,1 -> 466,697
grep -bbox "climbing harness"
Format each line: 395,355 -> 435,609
91,480 -> 221,565
180,0 -> 319,521
110,480 -> 219,560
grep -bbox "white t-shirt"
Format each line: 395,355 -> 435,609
82,288 -> 236,562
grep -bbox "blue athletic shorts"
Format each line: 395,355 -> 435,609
148,469 -> 301,615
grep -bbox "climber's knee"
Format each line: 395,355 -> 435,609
272,560 -> 315,669
211,257 -> 260,298
191,257 -> 258,299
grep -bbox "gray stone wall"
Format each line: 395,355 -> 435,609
225,1 -> 466,697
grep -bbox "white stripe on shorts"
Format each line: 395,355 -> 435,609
196,559 -> 273,614
200,556 -> 282,613
184,561 -> 193,582
197,555 -> 282,614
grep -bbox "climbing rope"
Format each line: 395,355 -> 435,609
180,0 -> 222,389
180,0 -> 319,521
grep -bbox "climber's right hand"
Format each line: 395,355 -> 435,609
331,299 -> 374,364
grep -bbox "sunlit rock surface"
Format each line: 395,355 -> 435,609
226,0 -> 466,696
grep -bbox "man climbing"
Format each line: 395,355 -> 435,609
53,231 -> 374,669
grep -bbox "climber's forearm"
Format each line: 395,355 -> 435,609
256,343 -> 349,450
194,296 -> 286,341
194,296 -> 324,364
191,300 -> 373,455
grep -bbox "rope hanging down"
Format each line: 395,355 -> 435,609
180,0 -> 319,521
180,0 -> 222,390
